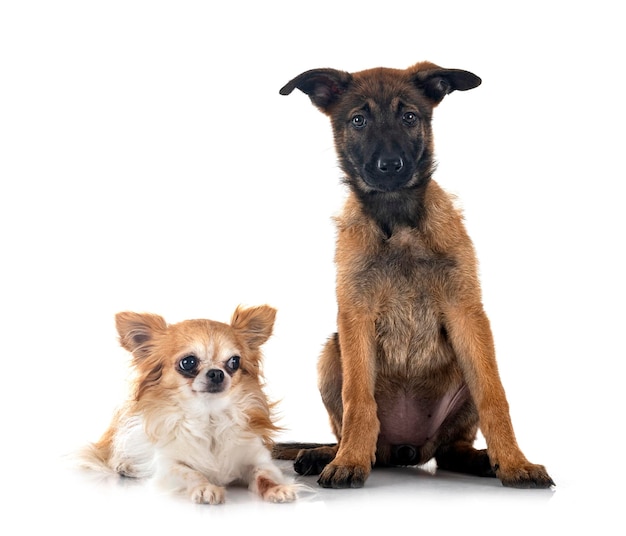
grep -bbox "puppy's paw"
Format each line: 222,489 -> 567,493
317,462 -> 370,489
263,483 -> 298,503
497,463 -> 555,489
189,484 -> 226,504
294,446 -> 336,476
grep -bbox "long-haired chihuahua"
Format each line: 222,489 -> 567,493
77,304 -> 297,504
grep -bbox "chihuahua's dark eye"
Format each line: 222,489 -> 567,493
226,356 -> 240,372
179,355 -> 198,372
351,114 -> 367,129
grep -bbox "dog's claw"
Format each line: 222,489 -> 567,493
293,446 -> 336,476
498,463 -> 555,489
317,463 -> 369,489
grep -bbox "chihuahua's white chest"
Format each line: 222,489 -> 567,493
143,395 -> 272,487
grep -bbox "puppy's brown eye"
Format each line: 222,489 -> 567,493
179,355 -> 198,372
226,356 -> 240,372
402,111 -> 419,126
351,114 -> 366,129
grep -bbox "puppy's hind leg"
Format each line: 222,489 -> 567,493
272,442 -> 338,476
435,441 -> 495,478
293,444 -> 338,476
287,334 -> 344,477
433,399 -> 495,478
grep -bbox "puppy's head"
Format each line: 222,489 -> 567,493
114,305 -> 276,404
280,62 -> 481,194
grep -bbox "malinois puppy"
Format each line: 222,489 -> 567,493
273,62 -> 554,490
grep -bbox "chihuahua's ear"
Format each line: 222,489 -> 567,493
280,68 -> 352,113
230,305 -> 276,349
115,312 -> 167,360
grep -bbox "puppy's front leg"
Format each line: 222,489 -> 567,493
318,308 -> 379,489
445,303 -> 554,488
167,461 -> 226,504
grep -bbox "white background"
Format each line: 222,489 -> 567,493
1,1 -> 624,534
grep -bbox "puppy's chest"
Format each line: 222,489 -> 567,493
344,229 -> 455,305
341,229 -> 458,372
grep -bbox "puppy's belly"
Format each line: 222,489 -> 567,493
376,383 -> 469,448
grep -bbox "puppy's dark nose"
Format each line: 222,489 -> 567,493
206,369 -> 225,384
377,154 -> 404,174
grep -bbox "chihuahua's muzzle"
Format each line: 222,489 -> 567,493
205,368 -> 227,393
190,367 -> 231,395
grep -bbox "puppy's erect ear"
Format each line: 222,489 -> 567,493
115,312 -> 167,360
411,64 -> 481,105
280,68 -> 352,112
230,305 -> 277,349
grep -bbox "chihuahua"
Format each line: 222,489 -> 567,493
77,305 -> 297,504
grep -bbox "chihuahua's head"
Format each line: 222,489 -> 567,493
114,305 -> 276,404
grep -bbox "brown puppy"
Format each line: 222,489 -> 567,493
273,62 -> 554,490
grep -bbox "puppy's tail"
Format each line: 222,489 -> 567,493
271,441 -> 337,460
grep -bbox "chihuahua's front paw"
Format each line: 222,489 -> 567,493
190,484 -> 226,504
253,471 -> 298,502
263,483 -> 298,503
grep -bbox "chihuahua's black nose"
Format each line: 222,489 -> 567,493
206,369 -> 225,384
